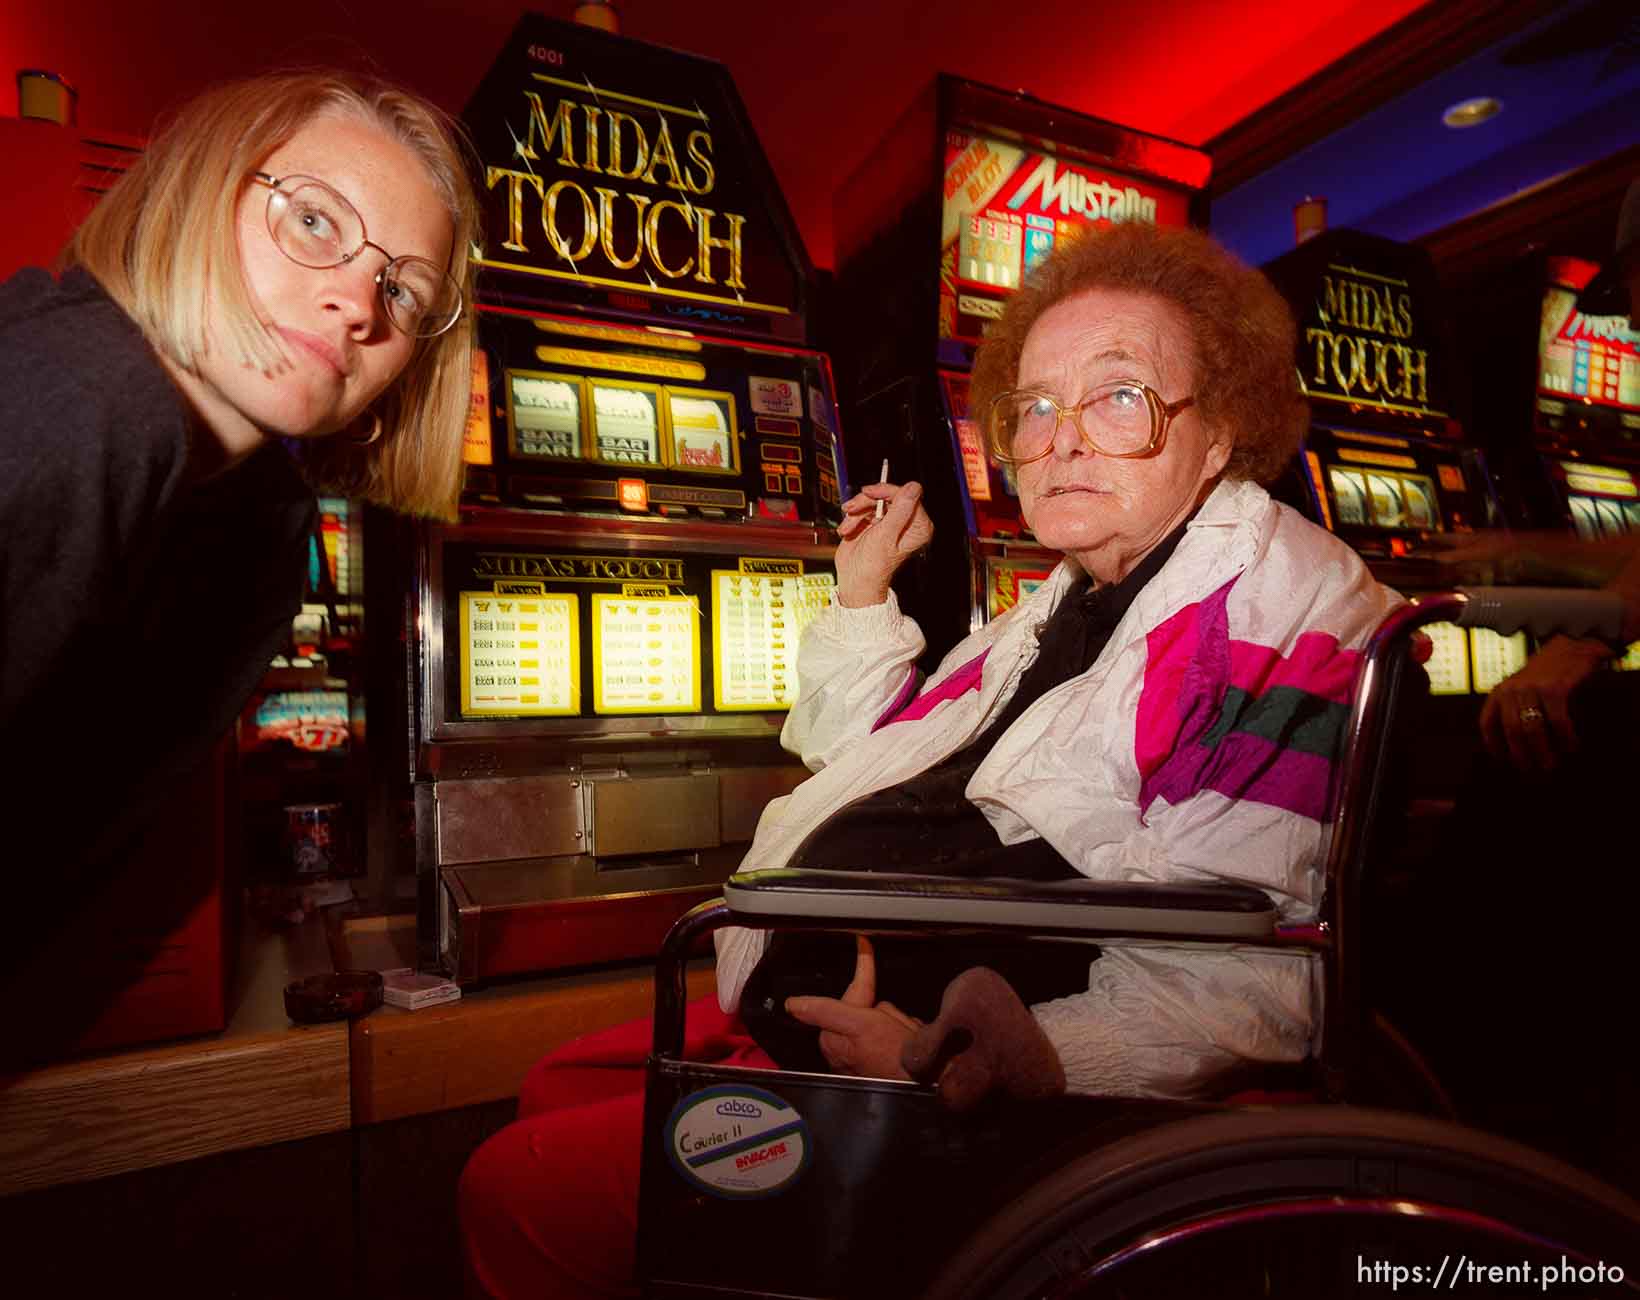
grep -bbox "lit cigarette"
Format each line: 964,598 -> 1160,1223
875,459 -> 889,521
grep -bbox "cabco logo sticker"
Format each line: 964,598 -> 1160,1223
664,1085 -> 810,1199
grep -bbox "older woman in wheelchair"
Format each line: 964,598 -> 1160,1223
459,225 -> 1640,1300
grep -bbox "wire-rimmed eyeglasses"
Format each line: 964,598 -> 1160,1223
252,172 -> 463,339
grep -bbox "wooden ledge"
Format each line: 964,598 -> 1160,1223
0,1024 -> 348,1196
0,918 -> 349,1196
341,913 -> 715,1124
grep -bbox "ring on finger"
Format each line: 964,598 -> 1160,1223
1518,705 -> 1545,724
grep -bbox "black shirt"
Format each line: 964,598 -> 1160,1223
0,268 -> 314,976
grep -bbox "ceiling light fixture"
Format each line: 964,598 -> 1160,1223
1442,97 -> 1504,129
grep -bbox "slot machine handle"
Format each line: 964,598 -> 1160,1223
1454,586 -> 1625,644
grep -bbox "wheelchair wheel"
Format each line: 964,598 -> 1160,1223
922,1107 -> 1640,1299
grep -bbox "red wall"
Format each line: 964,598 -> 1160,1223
2,0 -> 1432,269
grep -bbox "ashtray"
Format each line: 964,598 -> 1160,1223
284,970 -> 384,1024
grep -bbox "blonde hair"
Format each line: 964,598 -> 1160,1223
971,223 -> 1307,486
68,70 -> 479,519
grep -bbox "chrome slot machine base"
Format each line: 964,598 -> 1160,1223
437,855 -> 732,985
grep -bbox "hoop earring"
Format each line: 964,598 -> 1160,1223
350,413 -> 383,446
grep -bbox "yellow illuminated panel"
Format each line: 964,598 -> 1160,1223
712,567 -> 835,710
1561,459 -> 1637,486
460,592 -> 579,716
533,318 -> 704,352
1420,622 -> 1471,696
1470,628 -> 1530,694
1334,430 -> 1412,449
592,593 -> 699,714
1565,469 -> 1638,499
1337,448 -> 1419,471
536,345 -> 707,382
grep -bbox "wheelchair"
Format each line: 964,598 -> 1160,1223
635,588 -> 1640,1298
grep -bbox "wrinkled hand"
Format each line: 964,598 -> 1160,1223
1480,636 -> 1610,773
785,936 -> 920,1079
834,480 -> 934,608
901,967 -> 1067,1113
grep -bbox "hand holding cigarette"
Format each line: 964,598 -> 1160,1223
834,461 -> 935,609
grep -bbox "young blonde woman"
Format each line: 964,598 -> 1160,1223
0,71 -> 478,974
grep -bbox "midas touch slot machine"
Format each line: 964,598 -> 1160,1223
832,77 -> 1211,670
1263,229 -> 1522,707
417,16 -> 845,983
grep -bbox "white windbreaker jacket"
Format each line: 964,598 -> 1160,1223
716,478 -> 1404,1098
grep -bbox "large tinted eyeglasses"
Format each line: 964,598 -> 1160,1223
986,382 -> 1196,464
252,172 -> 463,339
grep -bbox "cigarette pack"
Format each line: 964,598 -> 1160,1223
379,968 -> 462,1011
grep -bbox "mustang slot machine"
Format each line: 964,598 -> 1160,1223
1473,253 -> 1640,669
831,77 -> 1210,667
415,16 -> 845,983
1518,256 -> 1640,539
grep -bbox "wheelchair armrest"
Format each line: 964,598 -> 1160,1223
722,868 -> 1278,940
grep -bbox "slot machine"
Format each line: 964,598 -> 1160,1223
1476,253 -> 1640,669
1262,229 -> 1524,710
1517,256 -> 1640,537
831,77 -> 1211,668
414,16 -> 845,983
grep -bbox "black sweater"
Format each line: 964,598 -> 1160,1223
0,268 -> 313,971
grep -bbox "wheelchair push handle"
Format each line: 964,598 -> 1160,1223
652,896 -> 731,1062
1448,585 -> 1625,643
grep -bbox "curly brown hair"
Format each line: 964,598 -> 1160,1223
969,223 -> 1306,485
